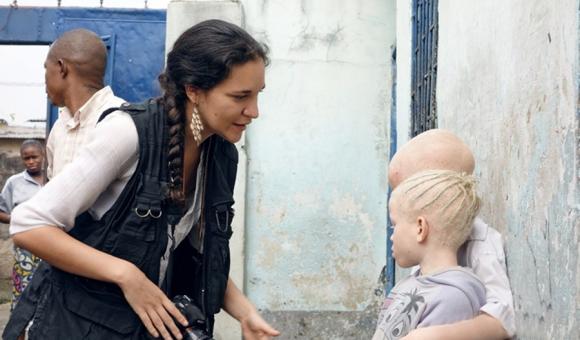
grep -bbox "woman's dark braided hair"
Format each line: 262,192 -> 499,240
158,19 -> 269,204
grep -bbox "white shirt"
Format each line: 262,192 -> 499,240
458,218 -> 516,337
46,86 -> 125,179
11,111 -> 138,233
10,110 -> 204,283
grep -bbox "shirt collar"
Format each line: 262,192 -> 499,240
469,217 -> 488,241
61,86 -> 114,130
22,170 -> 42,186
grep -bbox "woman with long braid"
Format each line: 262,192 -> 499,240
4,20 -> 279,340
373,170 -> 486,340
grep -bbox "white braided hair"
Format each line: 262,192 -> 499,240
392,169 -> 481,248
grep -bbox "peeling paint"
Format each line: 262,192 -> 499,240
436,0 -> 578,338
243,0 -> 394,317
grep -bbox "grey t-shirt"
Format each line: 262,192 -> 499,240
0,171 -> 42,214
372,267 -> 485,340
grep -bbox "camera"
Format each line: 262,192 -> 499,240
173,295 -> 214,340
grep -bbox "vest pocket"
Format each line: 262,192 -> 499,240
110,213 -> 158,267
62,278 -> 139,335
204,234 -> 230,314
204,205 -> 234,314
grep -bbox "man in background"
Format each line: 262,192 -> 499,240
44,28 -> 125,178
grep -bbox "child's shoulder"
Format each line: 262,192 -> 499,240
426,267 -> 485,312
3,171 -> 26,187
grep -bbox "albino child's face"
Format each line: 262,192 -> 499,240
389,194 -> 421,268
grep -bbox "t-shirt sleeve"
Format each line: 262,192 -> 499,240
9,111 -> 138,234
0,177 -> 14,213
418,285 -> 481,328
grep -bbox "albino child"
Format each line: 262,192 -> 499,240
373,170 -> 486,340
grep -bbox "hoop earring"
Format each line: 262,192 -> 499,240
190,105 -> 203,145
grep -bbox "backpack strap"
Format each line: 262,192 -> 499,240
97,102 -> 149,123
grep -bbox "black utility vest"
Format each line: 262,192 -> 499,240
5,100 -> 238,339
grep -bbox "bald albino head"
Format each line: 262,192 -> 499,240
47,29 -> 107,84
388,129 -> 475,188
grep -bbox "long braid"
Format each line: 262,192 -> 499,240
394,170 -> 481,248
159,72 -> 185,205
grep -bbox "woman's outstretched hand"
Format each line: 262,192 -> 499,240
222,278 -> 280,339
240,310 -> 281,340
117,263 -> 189,340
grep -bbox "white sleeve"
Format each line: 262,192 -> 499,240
10,111 -> 139,234
468,223 -> 516,337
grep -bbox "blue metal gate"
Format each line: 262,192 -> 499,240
0,6 -> 166,129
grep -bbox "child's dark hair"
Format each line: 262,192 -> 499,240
159,19 -> 269,203
20,139 -> 44,154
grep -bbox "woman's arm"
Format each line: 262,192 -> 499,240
223,278 -> 280,339
10,112 -> 186,339
13,226 -> 188,340
402,313 -> 509,340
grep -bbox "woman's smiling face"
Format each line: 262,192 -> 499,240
191,58 -> 266,144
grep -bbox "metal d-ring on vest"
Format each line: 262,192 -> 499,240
134,207 -> 163,219
215,209 -> 229,233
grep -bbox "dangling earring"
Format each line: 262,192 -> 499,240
190,104 -> 203,145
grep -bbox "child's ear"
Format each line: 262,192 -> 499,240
416,216 -> 430,243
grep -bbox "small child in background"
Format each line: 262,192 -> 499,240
373,170 -> 486,340
0,139 -> 45,310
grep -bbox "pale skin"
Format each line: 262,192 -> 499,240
388,194 -> 459,276
13,59 -> 279,340
389,129 -> 509,340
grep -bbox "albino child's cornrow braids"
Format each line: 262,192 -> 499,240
394,169 -> 482,248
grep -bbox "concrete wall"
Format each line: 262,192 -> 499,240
241,0 -> 395,338
432,0 -> 577,338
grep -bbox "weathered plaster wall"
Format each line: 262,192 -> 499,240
435,0 -> 578,338
241,0 -> 395,337
0,139 -> 23,190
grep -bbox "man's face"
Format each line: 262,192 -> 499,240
44,55 -> 65,107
